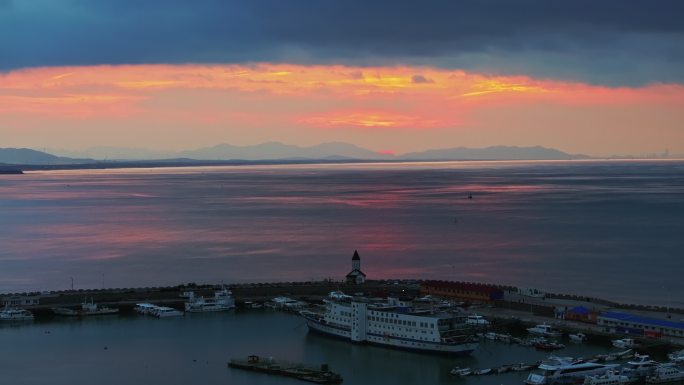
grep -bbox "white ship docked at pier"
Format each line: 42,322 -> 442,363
300,295 -> 478,355
184,287 -> 235,312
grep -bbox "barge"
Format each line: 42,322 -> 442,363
228,355 -> 342,384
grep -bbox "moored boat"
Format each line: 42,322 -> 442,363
184,287 -> 235,312
300,296 -> 478,355
151,306 -> 183,318
583,370 -> 632,385
52,298 -> 118,316
134,303 -> 183,317
450,367 -> 471,376
0,305 -> 34,321
612,338 -> 636,349
535,341 -> 565,351
645,364 -> 684,384
527,323 -> 562,338
525,356 -> 619,385
621,354 -> 659,378
465,314 -> 489,326
569,333 -> 587,343
228,355 -> 342,384
667,349 -> 684,364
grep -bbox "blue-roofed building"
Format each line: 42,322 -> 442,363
598,311 -> 684,339
566,306 -> 599,323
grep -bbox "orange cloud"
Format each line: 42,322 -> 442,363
1,63 -> 683,155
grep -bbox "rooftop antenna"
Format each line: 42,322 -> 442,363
70,277 -> 74,291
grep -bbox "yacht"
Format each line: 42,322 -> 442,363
583,370 -> 632,385
645,364 -> 684,384
52,298 -> 118,316
300,296 -> 478,355
527,323 -> 562,338
621,354 -> 659,378
184,288 -> 235,312
525,356 -> 619,384
0,305 -> 34,321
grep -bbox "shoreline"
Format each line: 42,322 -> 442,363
7,157 -> 684,173
3,279 -> 682,348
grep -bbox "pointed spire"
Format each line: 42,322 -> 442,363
352,250 -> 360,260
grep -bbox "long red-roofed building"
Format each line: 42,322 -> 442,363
420,280 -> 504,303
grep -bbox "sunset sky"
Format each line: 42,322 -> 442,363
1,0 -> 683,156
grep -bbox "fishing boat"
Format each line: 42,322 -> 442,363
52,298 -> 118,316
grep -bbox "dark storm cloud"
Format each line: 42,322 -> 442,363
1,0 -> 683,85
411,75 -> 433,84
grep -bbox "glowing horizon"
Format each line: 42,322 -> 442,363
1,63 -> 683,156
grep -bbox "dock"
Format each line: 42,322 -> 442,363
228,355 -> 343,384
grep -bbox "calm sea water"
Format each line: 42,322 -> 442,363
1,160 -> 683,306
0,310 -> 615,385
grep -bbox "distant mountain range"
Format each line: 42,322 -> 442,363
0,148 -> 94,165
1,143 -> 587,166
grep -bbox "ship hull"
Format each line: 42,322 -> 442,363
304,316 -> 477,356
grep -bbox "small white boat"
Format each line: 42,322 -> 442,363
473,368 -> 492,375
134,303 -> 183,317
151,306 -> 183,318
569,333 -> 587,343
527,323 -> 562,338
612,338 -> 636,349
645,364 -> 684,383
0,305 -> 34,321
583,370 -> 632,385
465,314 -> 490,326
134,303 -> 158,315
450,367 -> 471,376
